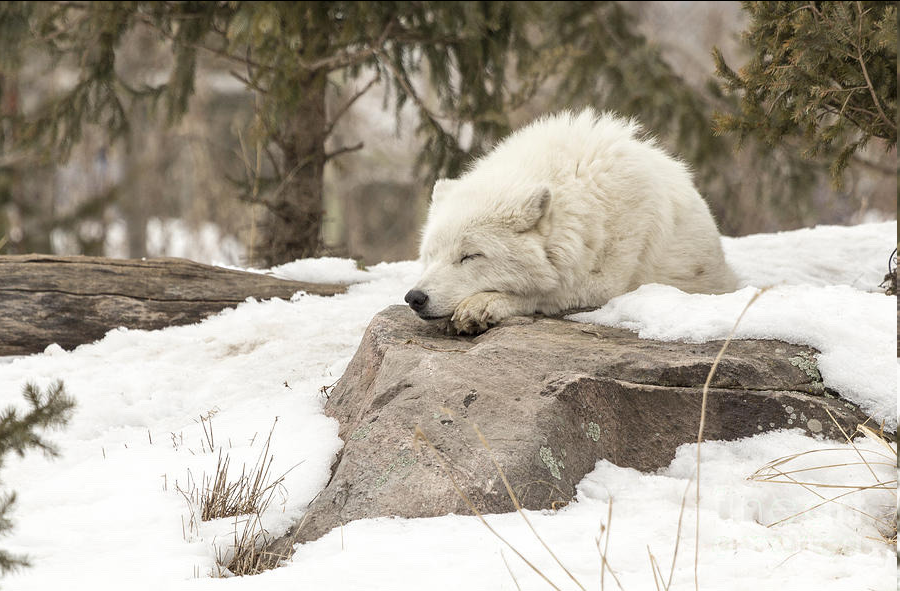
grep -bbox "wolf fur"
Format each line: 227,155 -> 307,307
405,109 -> 737,334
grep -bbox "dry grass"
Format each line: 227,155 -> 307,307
691,287 -> 767,589
177,418 -> 300,577
413,420 -> 588,591
215,511 -> 293,577
749,416 -> 898,543
200,442 -> 277,522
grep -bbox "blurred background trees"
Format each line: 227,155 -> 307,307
0,1 -> 895,267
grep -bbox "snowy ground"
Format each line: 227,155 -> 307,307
1,221 -> 896,590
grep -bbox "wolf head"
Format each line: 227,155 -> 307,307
405,178 -> 558,320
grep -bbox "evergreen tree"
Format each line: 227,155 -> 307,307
3,2 -> 875,261
0,2 -> 554,265
0,1 -> 771,265
0,381 -> 75,574
541,1 -> 827,235
712,1 -> 897,181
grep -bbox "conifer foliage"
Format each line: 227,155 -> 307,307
1,2 -> 892,261
713,1 -> 897,180
0,2 -> 557,265
0,1 -> 761,264
0,381 -> 75,574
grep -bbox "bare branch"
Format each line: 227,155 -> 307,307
132,10 -> 274,72
325,74 -> 380,137
374,49 -> 450,133
301,19 -> 395,72
854,1 -> 895,132
264,144 -> 282,179
324,142 -> 364,162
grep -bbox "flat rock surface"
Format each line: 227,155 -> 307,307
272,305 -> 871,551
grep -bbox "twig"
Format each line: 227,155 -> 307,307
465,418 -> 587,591
665,475 -> 694,590
648,546 -> 664,591
403,339 -> 469,353
854,1 -> 895,131
412,426 -> 565,591
133,11 -> 274,72
762,466 -> 894,528
375,48 -> 450,130
299,19 -> 395,72
500,549 -> 523,591
694,287 -> 768,590
324,142 -> 364,162
229,69 -> 269,95
596,496 -> 622,591
325,75 -> 380,137
824,408 -> 880,483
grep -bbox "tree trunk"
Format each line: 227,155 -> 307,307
0,72 -> 54,255
0,254 -> 346,356
262,72 -> 328,266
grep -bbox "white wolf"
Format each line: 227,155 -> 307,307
405,109 -> 737,334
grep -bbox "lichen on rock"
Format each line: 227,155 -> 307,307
789,351 -> 822,382
539,445 -> 564,480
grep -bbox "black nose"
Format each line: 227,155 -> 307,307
404,289 -> 428,312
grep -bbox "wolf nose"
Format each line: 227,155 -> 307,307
404,289 -> 428,313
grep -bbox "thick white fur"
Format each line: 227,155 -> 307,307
410,109 -> 738,334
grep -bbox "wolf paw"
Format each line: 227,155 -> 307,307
451,292 -> 510,335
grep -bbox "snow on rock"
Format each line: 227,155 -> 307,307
570,221 -> 898,430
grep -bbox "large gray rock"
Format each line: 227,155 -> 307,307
271,305 -> 870,552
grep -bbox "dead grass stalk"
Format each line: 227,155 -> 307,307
177,418 -> 302,576
749,415 -> 897,541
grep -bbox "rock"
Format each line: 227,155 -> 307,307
269,305 -> 872,553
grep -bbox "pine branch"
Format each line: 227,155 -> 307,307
0,381 -> 76,459
853,2 -> 895,134
131,10 -> 274,73
0,493 -> 28,574
299,19 -> 395,72
0,382 -> 74,575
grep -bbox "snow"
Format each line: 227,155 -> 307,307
267,257 -> 373,285
570,221 -> 898,430
1,221 -> 896,590
722,221 -> 894,290
225,431 -> 890,591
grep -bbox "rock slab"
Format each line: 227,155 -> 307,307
272,305 -> 871,551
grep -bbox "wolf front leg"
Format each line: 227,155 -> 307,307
450,292 -> 536,335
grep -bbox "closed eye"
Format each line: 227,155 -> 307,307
459,253 -> 483,264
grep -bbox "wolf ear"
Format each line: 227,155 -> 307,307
430,178 -> 457,205
516,187 -> 552,232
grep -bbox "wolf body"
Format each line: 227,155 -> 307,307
405,109 -> 737,334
